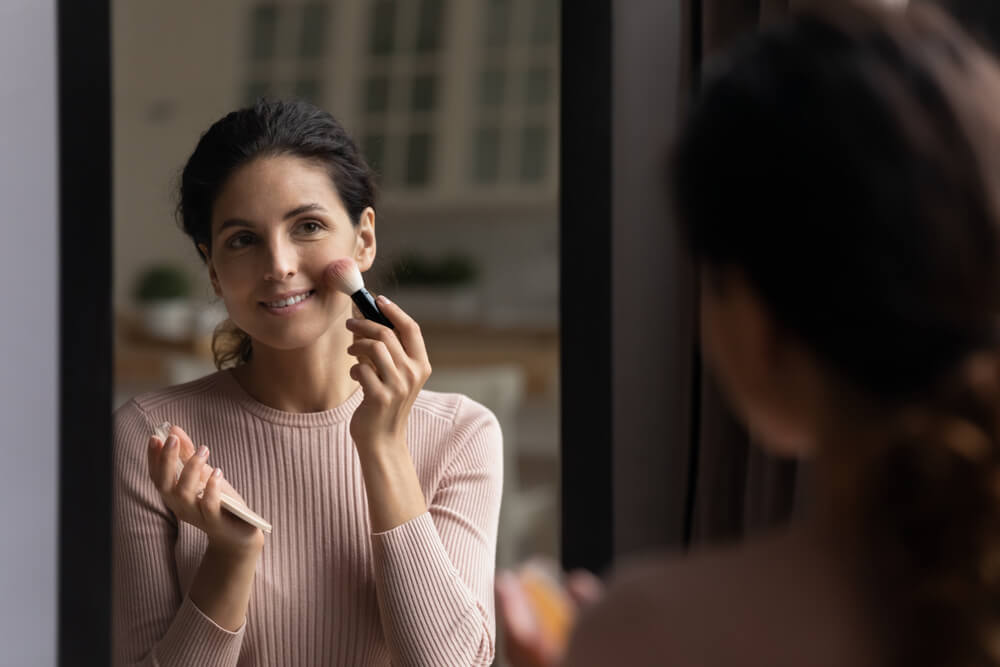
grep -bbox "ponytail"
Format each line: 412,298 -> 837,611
857,353 -> 1000,665
211,318 -> 253,370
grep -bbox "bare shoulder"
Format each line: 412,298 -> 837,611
566,530 -> 877,667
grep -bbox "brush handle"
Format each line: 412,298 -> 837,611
351,288 -> 395,329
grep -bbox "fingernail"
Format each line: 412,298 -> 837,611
166,435 -> 178,450
197,445 -> 209,458
377,295 -> 391,305
496,571 -> 516,590
212,467 -> 222,479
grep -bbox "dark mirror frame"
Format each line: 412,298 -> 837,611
58,0 -> 113,663
559,0 -> 614,575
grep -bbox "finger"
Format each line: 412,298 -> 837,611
496,571 -> 540,641
167,424 -> 217,484
352,362 -> 391,405
496,573 -> 558,667
566,569 -> 604,608
346,317 -> 409,366
198,467 -> 224,525
167,423 -> 198,462
348,338 -> 400,385
176,445 -> 209,503
155,434 -> 181,493
346,297 -> 426,359
376,296 -> 428,361
146,434 -> 163,482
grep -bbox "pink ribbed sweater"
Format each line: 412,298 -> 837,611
112,369 -> 502,666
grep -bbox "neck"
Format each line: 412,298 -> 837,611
804,388 -> 899,558
230,323 -> 360,413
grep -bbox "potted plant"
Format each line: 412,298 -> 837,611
133,264 -> 193,341
390,251 -> 481,323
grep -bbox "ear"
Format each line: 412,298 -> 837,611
354,207 -> 376,272
198,243 -> 223,297
734,276 -> 785,376
701,267 -> 783,402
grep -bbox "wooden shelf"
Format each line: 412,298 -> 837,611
115,314 -> 559,394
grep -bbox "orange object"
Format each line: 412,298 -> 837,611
518,564 -> 575,652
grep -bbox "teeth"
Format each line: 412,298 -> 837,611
266,291 -> 312,308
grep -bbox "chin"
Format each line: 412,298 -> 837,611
232,317 -> 330,353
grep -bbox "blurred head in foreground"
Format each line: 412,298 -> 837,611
673,2 -> 1000,663
935,0 -> 1000,54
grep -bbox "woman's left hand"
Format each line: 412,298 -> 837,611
346,296 -> 432,454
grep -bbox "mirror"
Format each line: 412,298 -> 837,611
112,1 -> 559,664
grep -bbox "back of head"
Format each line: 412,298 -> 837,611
934,0 -> 1000,54
672,3 -> 1000,664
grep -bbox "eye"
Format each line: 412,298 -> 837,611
227,232 -> 255,249
298,220 -> 324,234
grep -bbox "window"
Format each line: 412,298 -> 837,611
237,0 -> 559,201
359,0 -> 447,189
244,2 -> 331,107
470,0 -> 558,186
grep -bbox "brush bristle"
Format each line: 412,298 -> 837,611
328,257 -> 364,294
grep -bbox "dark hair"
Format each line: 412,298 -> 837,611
936,0 -> 1000,54
673,4 -> 1000,664
177,99 -> 377,368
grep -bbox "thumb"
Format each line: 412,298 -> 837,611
566,570 -> 604,609
496,571 -> 538,638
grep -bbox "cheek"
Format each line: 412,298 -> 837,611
308,233 -> 361,276
211,259 -> 245,292
209,255 -> 260,306
700,292 -> 759,417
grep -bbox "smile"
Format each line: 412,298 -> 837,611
261,290 -> 315,309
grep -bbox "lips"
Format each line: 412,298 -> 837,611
261,289 -> 315,309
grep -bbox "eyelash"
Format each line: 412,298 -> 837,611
225,221 -> 325,249
228,233 -> 254,250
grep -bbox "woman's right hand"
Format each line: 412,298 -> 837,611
496,565 -> 605,667
147,424 -> 264,558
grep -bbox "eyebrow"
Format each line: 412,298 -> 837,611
217,203 -> 328,233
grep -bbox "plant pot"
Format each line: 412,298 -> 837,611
141,298 -> 193,341
391,286 -> 480,324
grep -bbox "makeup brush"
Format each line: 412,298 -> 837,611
327,257 -> 394,329
153,422 -> 273,534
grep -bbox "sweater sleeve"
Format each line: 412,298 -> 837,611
112,399 -> 246,667
369,398 -> 503,667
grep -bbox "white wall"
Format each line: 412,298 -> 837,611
113,0 -> 247,309
0,0 -> 59,664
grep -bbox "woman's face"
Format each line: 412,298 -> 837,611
203,154 -> 375,353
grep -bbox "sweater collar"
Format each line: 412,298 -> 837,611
217,368 -> 364,427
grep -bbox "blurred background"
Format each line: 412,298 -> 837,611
111,0 -> 561,594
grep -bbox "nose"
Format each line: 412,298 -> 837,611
263,236 -> 296,282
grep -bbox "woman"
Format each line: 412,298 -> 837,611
499,3 -> 1000,665
112,100 -> 502,666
